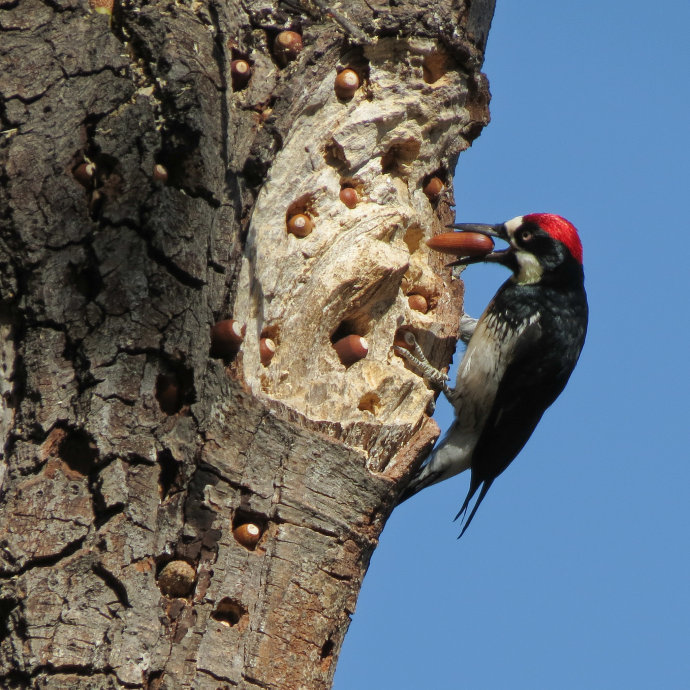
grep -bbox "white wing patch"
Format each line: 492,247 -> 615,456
412,308 -> 540,489
430,311 -> 540,475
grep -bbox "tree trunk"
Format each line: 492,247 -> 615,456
0,1 -> 494,687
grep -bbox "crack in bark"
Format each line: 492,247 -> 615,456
91,563 -> 132,609
0,535 -> 86,579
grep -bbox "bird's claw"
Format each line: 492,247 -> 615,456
395,332 -> 452,396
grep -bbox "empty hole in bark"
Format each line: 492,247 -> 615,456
156,373 -> 181,415
358,392 -> 381,414
146,670 -> 164,690
403,224 -> 425,253
58,427 -> 98,475
155,365 -> 194,415
321,637 -> 334,658
465,121 -> 485,144
158,449 -> 181,500
422,53 -> 448,83
320,636 -> 335,670
324,139 -> 348,172
69,259 -> 103,301
212,598 -> 247,627
381,138 -> 421,174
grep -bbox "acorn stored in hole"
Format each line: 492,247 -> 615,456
158,560 -> 196,598
393,328 -> 416,350
153,163 -> 168,183
407,294 -> 428,313
426,231 -> 495,257
233,523 -> 262,549
259,337 -> 276,366
231,59 -> 251,89
333,334 -> 368,366
274,31 -> 303,65
74,162 -> 96,187
156,374 -> 181,415
423,177 -> 444,199
334,69 -> 360,100
287,213 -> 313,238
89,0 -> 113,15
339,187 -> 358,209
210,319 -> 246,359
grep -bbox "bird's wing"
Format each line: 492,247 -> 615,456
470,316 -> 553,481
452,311 -> 541,434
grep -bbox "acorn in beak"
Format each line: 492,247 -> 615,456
425,223 -> 511,267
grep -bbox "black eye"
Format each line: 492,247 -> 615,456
519,228 -> 533,242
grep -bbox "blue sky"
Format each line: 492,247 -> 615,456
335,2 -> 690,688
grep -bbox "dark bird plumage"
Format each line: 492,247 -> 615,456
397,214 -> 588,537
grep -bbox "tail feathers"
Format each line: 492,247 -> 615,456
454,477 -> 494,539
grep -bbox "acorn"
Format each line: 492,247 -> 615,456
158,560 -> 196,598
153,163 -> 168,183
233,523 -> 262,549
156,374 -> 181,415
274,31 -> 303,65
426,231 -> 495,257
334,69 -> 360,100
259,337 -> 276,366
339,187 -> 358,209
422,53 -> 447,84
74,162 -> 96,187
89,0 -> 114,14
333,334 -> 368,366
210,319 -> 246,359
231,59 -> 252,89
393,328 -> 415,350
423,177 -> 444,199
407,294 -> 428,313
287,213 -> 313,238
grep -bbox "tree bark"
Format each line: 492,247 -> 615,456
0,1 -> 494,687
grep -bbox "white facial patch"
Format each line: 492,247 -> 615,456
504,215 -> 524,235
504,215 -> 543,284
514,250 -> 544,284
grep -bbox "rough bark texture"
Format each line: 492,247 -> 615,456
0,1 -> 494,688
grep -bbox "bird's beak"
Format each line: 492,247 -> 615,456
448,223 -> 507,240
444,223 -> 511,267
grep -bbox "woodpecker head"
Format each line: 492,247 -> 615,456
451,213 -> 584,286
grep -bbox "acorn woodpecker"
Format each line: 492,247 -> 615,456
397,213 -> 588,537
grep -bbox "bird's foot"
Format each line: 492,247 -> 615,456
395,331 -> 452,397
